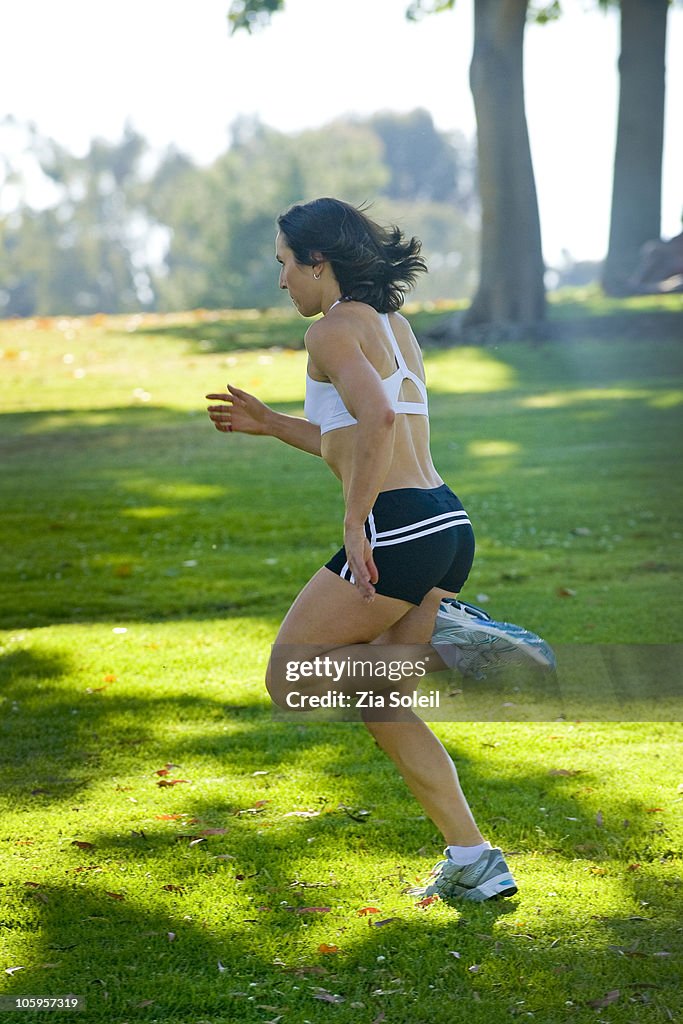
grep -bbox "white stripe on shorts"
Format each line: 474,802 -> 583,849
335,509 -> 469,579
374,515 -> 470,548
374,509 -> 470,541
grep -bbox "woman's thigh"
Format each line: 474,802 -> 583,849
267,569 -> 417,707
274,567 -> 413,647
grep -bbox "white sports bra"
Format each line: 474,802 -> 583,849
304,307 -> 429,435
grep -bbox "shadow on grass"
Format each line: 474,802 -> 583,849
3,350 -> 682,631
3,645 -> 681,1019
3,799 -> 681,1022
3,651 -> 679,865
137,310 -> 305,355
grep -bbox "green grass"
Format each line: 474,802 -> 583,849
1,298 -> 682,1023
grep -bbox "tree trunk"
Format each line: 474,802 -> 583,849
464,0 -> 546,330
602,0 -> 668,296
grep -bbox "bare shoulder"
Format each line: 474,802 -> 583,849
387,309 -> 416,338
304,306 -> 368,380
304,302 -> 367,353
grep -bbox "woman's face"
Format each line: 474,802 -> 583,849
275,231 -> 321,317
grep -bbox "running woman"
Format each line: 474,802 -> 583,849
206,198 -> 517,903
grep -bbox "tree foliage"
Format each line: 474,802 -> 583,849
226,0 -> 547,330
227,0 -> 285,33
0,113 -> 477,317
0,122 -> 151,317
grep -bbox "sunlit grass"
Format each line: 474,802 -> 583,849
1,298 -> 682,1022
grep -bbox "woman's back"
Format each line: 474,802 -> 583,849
306,301 -> 444,493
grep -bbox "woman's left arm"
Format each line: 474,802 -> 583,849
306,321 -> 396,601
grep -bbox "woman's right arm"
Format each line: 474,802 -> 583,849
206,384 -> 321,457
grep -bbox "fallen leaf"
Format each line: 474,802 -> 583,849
609,942 -> 644,958
312,988 -> 345,1004
198,827 -> 229,836
357,906 -> 381,916
338,804 -> 371,822
236,800 -> 270,814
288,878 -> 330,889
318,944 -> 340,954
155,813 -> 187,821
282,810 -> 321,818
105,891 -> 125,900
586,989 -> 620,1009
71,840 -> 95,850
548,768 -> 582,777
291,906 -> 331,914
646,807 -> 665,813
415,895 -> 438,909
156,779 -> 190,787
5,966 -> 25,976
557,587 -> 577,597
161,884 -> 185,893
449,951 -> 462,959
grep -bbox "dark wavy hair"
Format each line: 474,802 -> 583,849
277,198 -> 427,313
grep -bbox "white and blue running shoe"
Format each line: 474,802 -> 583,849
431,599 -> 556,680
409,846 -> 518,904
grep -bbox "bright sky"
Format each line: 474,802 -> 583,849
2,0 -> 682,264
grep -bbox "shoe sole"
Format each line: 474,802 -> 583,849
433,605 -> 556,672
438,872 -> 519,904
434,622 -> 555,669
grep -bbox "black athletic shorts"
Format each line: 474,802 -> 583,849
325,484 -> 475,606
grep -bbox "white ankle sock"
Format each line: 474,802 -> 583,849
446,840 -> 492,865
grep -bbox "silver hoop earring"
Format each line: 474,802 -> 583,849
313,272 -> 321,280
